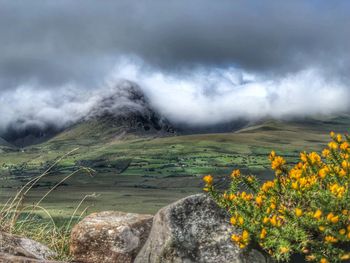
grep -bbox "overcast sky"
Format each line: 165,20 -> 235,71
0,0 -> 349,131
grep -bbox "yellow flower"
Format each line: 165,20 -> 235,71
320,258 -> 328,263
295,208 -> 303,217
336,134 -> 342,143
322,148 -> 330,157
229,193 -> 236,201
342,160 -> 349,170
340,142 -> 349,151
263,217 -> 269,224
319,226 -> 325,232
231,169 -> 241,178
230,216 -> 237,225
291,181 -> 298,190
330,131 -> 335,137
326,212 -> 333,221
289,167 -> 302,179
269,150 -> 276,160
327,212 -> 339,223
261,181 -> 274,192
313,209 -> 322,219
231,234 -> 240,243
318,167 -> 329,179
239,243 -> 246,249
340,169 -> 347,177
339,229 -> 346,235
280,247 -> 289,254
232,230 -> 249,249
300,152 -> 308,163
270,215 -> 277,226
238,216 -> 244,225
329,183 -> 345,198
260,228 -> 267,239
299,178 -> 307,188
241,192 -> 253,201
271,156 -> 286,171
325,235 -> 338,243
331,216 -> 339,223
242,230 -> 249,241
247,176 -> 254,183
255,196 -> 263,206
270,202 -> 276,210
328,141 -> 338,150
309,152 -> 321,164
203,175 -> 213,185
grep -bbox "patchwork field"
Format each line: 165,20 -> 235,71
0,116 -> 349,219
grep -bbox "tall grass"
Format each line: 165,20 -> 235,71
0,149 -> 96,261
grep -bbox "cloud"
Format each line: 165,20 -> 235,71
0,0 -> 350,88
0,59 -> 348,135
0,1 -> 349,134
111,59 -> 350,125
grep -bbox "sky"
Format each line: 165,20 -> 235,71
0,0 -> 350,133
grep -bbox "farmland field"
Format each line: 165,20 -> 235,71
1,117 -> 349,219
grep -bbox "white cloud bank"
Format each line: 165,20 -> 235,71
110,59 -> 349,125
0,58 -> 349,133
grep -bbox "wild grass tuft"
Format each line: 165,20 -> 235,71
0,148 -> 96,261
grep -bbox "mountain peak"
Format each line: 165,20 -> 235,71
84,81 -> 175,135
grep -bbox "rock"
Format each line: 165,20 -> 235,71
0,231 -> 56,260
70,211 -> 153,263
135,194 -> 271,263
0,252 -> 64,263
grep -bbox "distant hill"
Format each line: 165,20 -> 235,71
236,115 -> 350,135
0,136 -> 14,148
1,81 -> 349,148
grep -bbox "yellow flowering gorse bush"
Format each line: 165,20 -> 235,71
203,132 -> 350,262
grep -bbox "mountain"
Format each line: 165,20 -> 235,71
2,81 -> 349,148
0,136 -> 13,148
3,82 -> 175,147
49,82 -> 175,146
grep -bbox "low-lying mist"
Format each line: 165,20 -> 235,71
0,58 -> 349,137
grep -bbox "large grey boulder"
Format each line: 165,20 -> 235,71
70,211 -> 153,263
0,231 -> 56,260
135,194 -> 270,263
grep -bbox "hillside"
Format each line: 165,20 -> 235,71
0,113 -> 349,216
0,136 -> 14,150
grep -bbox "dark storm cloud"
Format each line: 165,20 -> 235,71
0,0 -> 350,88
0,0 -> 349,132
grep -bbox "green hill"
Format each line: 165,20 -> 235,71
0,114 -> 349,216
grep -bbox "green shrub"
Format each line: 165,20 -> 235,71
204,132 -> 350,263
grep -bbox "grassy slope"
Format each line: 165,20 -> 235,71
0,115 -> 349,217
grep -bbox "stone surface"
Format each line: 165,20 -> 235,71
0,231 -> 56,260
70,211 -> 153,263
135,194 -> 271,263
0,252 -> 63,263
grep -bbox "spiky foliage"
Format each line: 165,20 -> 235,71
204,132 -> 350,263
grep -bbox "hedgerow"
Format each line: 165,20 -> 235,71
204,132 -> 350,262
